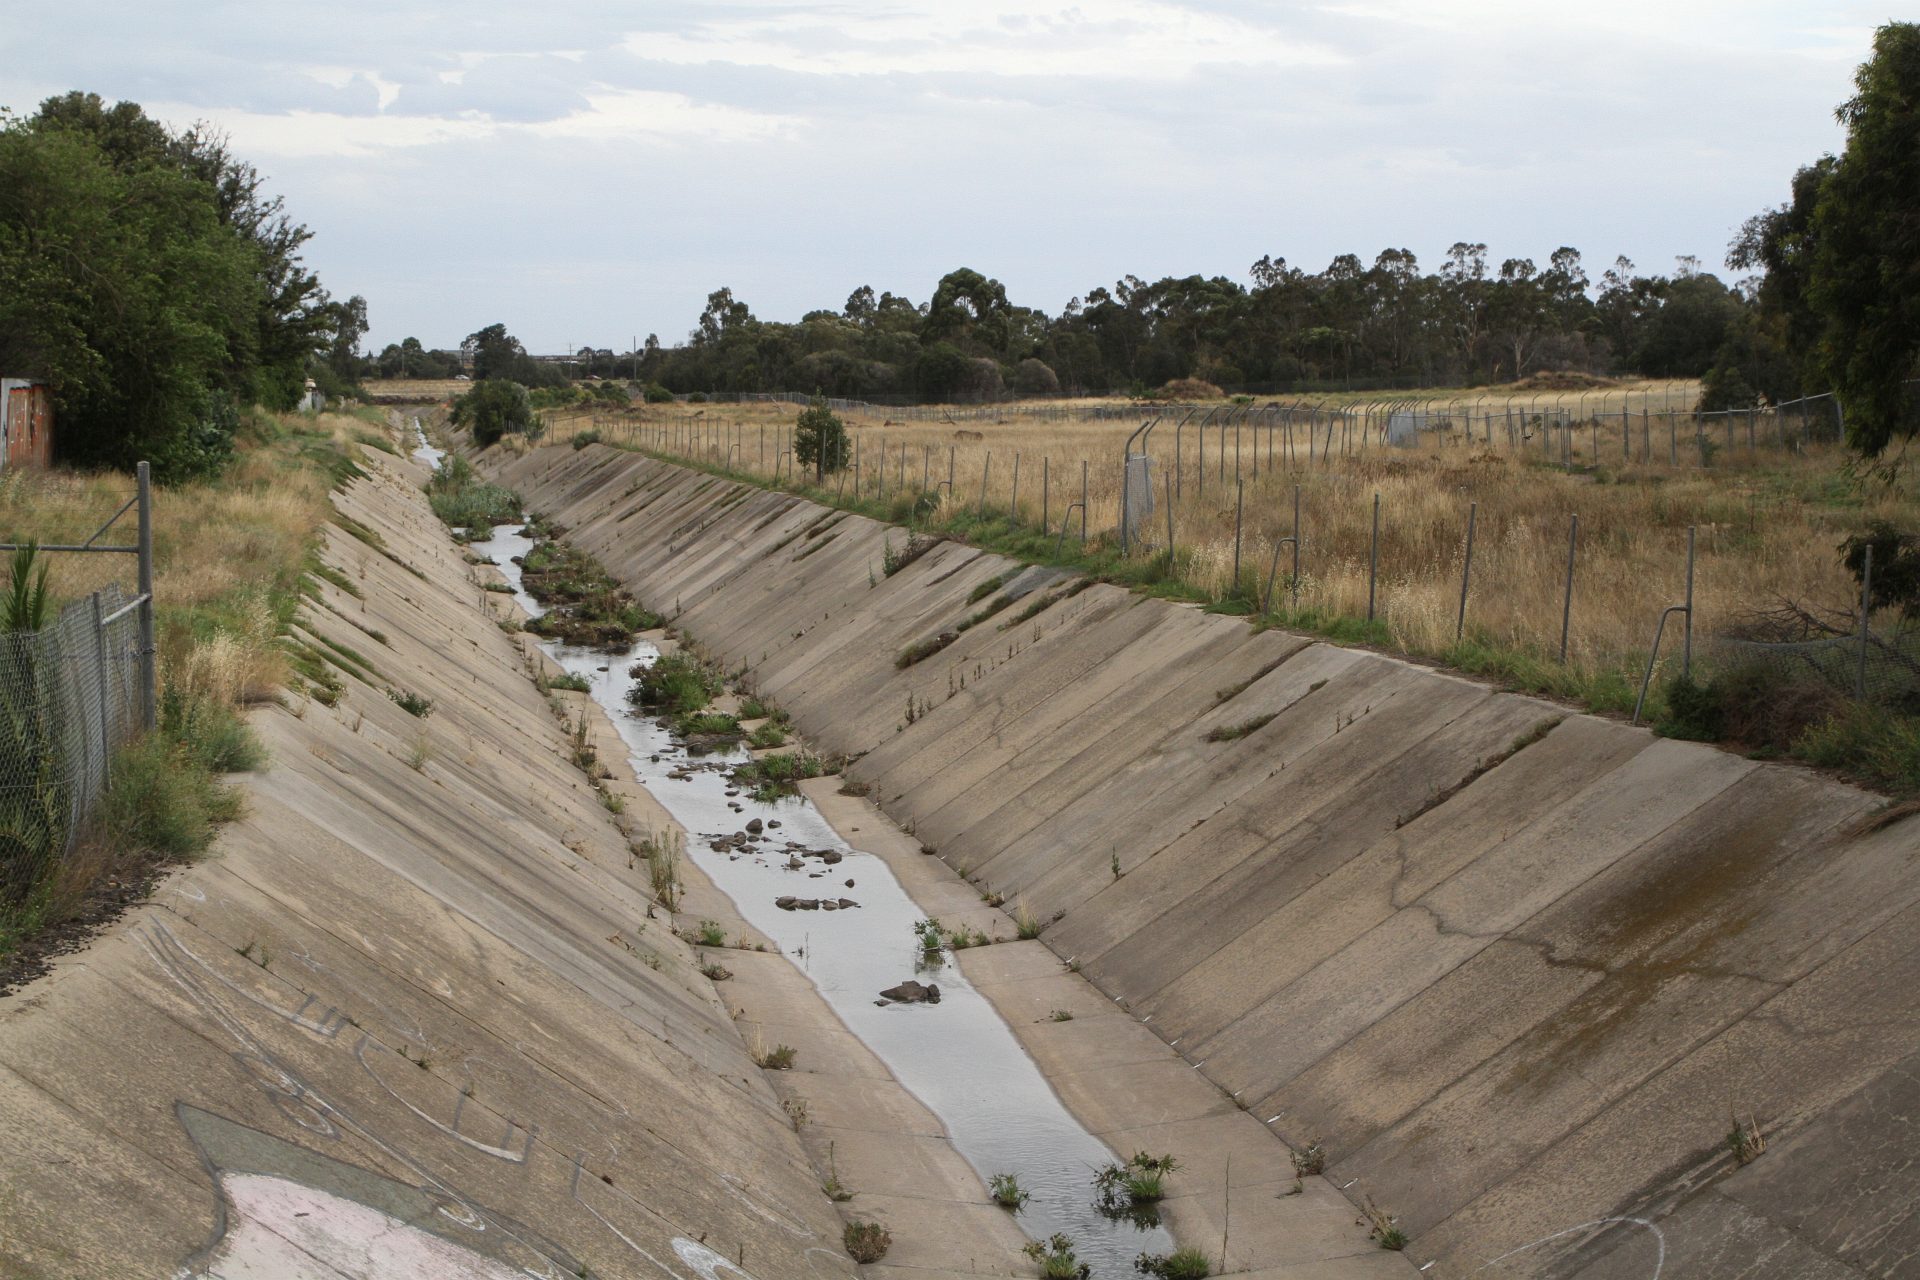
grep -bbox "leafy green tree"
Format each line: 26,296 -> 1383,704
0,94 -> 342,476
451,378 -> 533,447
1810,23 -> 1920,453
793,397 -> 848,479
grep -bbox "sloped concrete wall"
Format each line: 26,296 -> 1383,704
494,443 -> 1920,1279
0,453 -> 855,1279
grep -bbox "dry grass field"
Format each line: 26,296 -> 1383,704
568,404 -> 1876,674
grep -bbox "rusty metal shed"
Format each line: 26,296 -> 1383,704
0,377 -> 53,472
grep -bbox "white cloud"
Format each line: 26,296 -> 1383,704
527,88 -> 799,142
142,88 -> 795,158
622,0 -> 1345,79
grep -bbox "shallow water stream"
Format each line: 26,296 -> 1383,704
465,521 -> 1172,1277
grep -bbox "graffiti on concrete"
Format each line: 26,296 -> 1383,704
142,912 -> 818,1279
175,1104 -> 579,1279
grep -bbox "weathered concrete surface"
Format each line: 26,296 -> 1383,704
0,451 -> 859,1279
490,442 -> 1920,1279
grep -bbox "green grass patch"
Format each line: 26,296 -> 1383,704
731,749 -> 829,802
629,652 -> 723,717
426,454 -> 522,536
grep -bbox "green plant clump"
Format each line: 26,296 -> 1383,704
843,1221 -> 890,1264
729,749 -> 828,803
426,455 -> 521,538
1023,1234 -> 1091,1280
630,652 -> 722,717
989,1172 -> 1030,1210
1094,1153 -> 1181,1213
1135,1248 -> 1212,1279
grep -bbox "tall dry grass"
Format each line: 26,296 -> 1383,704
568,400 -> 1902,711
0,409 -> 392,954
0,410 -> 376,702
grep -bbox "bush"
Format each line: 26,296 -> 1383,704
571,428 -> 601,450
1011,357 -> 1061,396
450,378 -> 534,447
1159,378 -> 1225,400
629,652 -> 721,716
794,396 -> 849,477
644,382 -> 674,403
1656,672 -> 1724,741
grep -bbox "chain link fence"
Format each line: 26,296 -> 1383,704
1,585 -> 145,933
1712,615 -> 1920,712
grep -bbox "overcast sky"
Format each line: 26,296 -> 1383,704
0,3 -> 1889,353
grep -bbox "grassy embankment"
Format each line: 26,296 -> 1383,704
0,407 -> 400,959
534,398 -> 1920,796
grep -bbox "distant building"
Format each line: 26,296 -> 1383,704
0,378 -> 52,472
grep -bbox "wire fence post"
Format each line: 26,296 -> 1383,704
1042,456 -> 1049,532
90,592 -> 112,788
1010,452 -> 1020,522
979,451 -> 991,517
1166,469 -> 1176,573
1232,480 -> 1244,592
1455,501 -> 1477,641
1292,483 -> 1301,610
1683,525 -> 1695,677
1081,460 -> 1088,545
136,461 -> 155,729
1367,492 -> 1380,623
1559,514 -> 1579,663
1858,542 -> 1874,699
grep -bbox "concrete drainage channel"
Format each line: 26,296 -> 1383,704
464,515 -> 1176,1277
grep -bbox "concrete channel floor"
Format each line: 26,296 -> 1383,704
500,536 -> 1409,1277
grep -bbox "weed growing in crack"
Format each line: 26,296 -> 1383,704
822,1141 -> 854,1202
843,1221 -> 890,1264
1727,1112 -> 1766,1165
1362,1196 -> 1406,1250
641,828 -> 685,910
755,1043 -> 797,1071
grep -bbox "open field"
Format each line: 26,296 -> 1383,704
556,404 -> 1885,686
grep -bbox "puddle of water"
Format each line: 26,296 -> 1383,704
469,524 -> 1173,1277
412,416 -> 446,470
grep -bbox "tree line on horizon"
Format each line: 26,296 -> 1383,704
395,23 -> 1916,456
385,247 -> 1777,412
